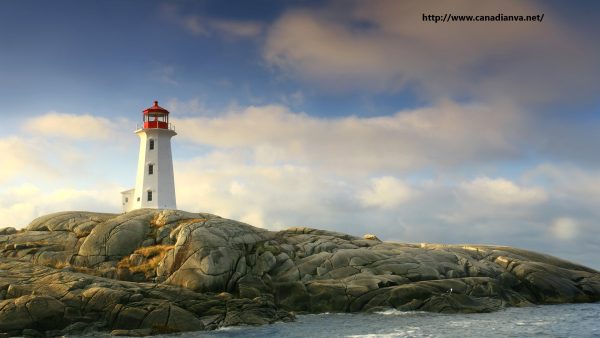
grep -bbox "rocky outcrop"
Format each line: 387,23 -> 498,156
0,259 -> 291,337
1,209 -> 599,336
0,227 -> 16,236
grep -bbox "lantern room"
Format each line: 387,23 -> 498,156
143,100 -> 170,129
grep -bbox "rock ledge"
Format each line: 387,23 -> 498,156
1,209 -> 599,336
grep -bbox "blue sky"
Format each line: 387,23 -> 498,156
1,0 -> 600,268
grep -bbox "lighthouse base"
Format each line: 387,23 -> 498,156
121,188 -> 136,213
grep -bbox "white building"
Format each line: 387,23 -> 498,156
121,101 -> 177,212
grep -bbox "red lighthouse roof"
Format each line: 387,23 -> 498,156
142,100 -> 171,130
143,100 -> 170,115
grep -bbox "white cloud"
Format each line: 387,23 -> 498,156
229,181 -> 248,197
13,112 -> 133,185
550,217 -> 578,240
0,183 -> 120,229
165,97 -> 207,116
526,164 -> 600,205
0,112 -> 135,227
460,177 -> 547,206
2,104 -> 600,270
169,148 -> 599,268
174,100 -> 521,174
264,0 -> 598,101
239,210 -> 265,228
0,137 -> 55,184
359,177 -> 412,209
23,112 -> 114,140
174,153 -> 337,228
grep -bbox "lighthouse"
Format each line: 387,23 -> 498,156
121,101 -> 177,212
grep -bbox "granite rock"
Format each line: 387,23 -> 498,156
1,209 -> 599,336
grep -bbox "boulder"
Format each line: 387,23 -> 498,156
0,258 -> 293,336
78,209 -> 155,259
0,295 -> 65,331
0,227 -> 16,236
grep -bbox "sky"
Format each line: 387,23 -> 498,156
1,0 -> 600,268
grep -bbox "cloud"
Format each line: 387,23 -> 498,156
359,177 -> 412,209
165,97 -> 208,116
2,109 -> 599,269
264,0 -> 599,101
170,148 -> 599,268
174,100 -> 521,174
280,90 -> 305,108
3,103 -> 600,269
0,137 -> 55,184
17,112 -> 133,179
526,164 -> 600,206
0,182 -> 120,229
0,111 -> 135,227
229,181 -> 248,197
210,19 -> 263,37
162,4 -> 263,38
550,217 -> 578,240
174,154 -> 340,230
436,177 -> 548,228
182,15 -> 209,36
151,64 -> 178,85
23,112 -> 115,140
460,177 -> 547,206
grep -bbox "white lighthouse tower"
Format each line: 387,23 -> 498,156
121,101 -> 177,212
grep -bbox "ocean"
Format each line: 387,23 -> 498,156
163,302 -> 600,338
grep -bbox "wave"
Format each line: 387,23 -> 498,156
374,309 -> 428,316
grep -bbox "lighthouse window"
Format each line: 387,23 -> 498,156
149,139 -> 154,150
147,191 -> 153,201
148,164 -> 154,175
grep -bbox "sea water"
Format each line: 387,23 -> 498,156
164,302 -> 600,338
75,303 -> 600,337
